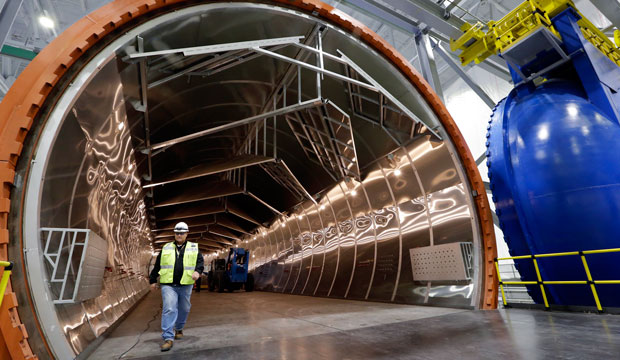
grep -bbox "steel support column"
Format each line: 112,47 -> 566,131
415,30 -> 444,102
430,38 -> 495,109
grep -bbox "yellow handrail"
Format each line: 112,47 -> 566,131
495,247 -> 620,312
0,261 -> 14,309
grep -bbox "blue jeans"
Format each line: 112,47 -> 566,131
160,284 -> 193,341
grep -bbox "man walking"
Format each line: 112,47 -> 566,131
150,222 -> 204,352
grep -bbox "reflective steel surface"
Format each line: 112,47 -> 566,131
249,137 -> 477,307
38,57 -> 151,355
19,2 -> 483,357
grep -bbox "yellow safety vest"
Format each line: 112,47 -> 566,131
159,241 -> 198,285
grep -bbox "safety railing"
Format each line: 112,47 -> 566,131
0,261 -> 14,309
495,248 -> 620,312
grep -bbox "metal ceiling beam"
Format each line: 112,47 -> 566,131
226,201 -> 264,227
149,49 -> 248,88
202,233 -> 234,246
149,44 -> 292,89
144,154 -> 274,188
215,216 -> 252,235
207,225 -> 240,241
147,98 -> 324,151
155,200 -> 225,221
154,181 -> 243,207
246,191 -> 283,216
127,36 -> 304,59
260,160 -> 317,204
253,47 -> 378,92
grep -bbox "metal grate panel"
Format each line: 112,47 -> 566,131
42,228 -> 108,304
409,242 -> 473,281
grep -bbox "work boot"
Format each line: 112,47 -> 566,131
160,340 -> 173,352
175,330 -> 183,339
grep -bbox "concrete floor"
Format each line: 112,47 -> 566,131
87,291 -> 620,359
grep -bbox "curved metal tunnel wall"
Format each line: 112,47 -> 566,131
223,137 -> 477,305
0,1 -> 497,359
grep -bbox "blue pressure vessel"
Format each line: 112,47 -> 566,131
487,80 -> 620,307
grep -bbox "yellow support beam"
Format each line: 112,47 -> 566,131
532,258 -> 550,309
580,255 -> 603,312
450,0 -> 620,68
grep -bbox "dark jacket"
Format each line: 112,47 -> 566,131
149,241 -> 204,285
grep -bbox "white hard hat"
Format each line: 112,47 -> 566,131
174,222 -> 189,233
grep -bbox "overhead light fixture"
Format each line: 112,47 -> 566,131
281,222 -> 286,228
38,15 -> 55,29
394,169 -> 402,176
320,204 -> 326,210
297,215 -> 303,220
118,122 -> 124,131
253,236 -> 257,240
351,189 -> 357,196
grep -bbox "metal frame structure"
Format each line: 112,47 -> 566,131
128,29 -> 447,233
41,227 -> 91,304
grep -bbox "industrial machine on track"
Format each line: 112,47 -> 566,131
452,0 -> 620,309
208,248 -> 254,293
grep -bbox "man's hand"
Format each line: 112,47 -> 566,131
150,283 -> 158,291
192,271 -> 200,281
